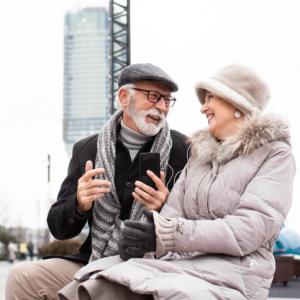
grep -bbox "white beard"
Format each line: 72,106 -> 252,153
127,99 -> 166,136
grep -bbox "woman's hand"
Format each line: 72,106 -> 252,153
133,170 -> 169,211
118,209 -> 156,261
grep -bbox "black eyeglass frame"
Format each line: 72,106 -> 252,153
129,87 -> 176,107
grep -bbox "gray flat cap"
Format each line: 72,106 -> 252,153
118,63 -> 178,92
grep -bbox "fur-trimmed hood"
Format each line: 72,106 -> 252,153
190,114 -> 291,165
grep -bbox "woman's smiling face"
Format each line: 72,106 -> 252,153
201,91 -> 244,139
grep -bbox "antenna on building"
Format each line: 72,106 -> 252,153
108,0 -> 130,114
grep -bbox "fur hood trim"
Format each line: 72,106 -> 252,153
190,114 -> 290,164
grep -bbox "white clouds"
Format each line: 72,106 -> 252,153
0,0 -> 66,228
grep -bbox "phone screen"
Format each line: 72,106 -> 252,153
139,152 -> 160,190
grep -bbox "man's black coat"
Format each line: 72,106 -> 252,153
47,129 -> 189,264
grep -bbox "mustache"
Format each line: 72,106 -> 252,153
144,108 -> 166,120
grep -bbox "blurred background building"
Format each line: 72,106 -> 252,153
63,6 -> 110,156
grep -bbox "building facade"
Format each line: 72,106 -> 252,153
63,7 -> 109,156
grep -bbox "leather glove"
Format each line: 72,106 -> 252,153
118,209 -> 156,261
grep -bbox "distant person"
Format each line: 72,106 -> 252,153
27,240 -> 34,260
7,241 -> 16,263
59,64 -> 295,300
5,63 -> 189,299
19,242 -> 28,261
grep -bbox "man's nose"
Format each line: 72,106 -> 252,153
154,97 -> 167,112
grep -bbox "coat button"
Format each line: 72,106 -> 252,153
69,218 -> 75,224
126,181 -> 134,188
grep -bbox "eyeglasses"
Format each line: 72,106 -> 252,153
129,87 -> 176,107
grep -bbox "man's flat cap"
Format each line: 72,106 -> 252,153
118,63 -> 178,92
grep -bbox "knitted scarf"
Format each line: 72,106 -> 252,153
90,110 -> 172,261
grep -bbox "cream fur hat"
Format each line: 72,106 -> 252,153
195,64 -> 271,116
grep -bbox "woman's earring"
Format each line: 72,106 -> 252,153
234,111 -> 241,119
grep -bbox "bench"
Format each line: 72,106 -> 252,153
272,255 -> 294,286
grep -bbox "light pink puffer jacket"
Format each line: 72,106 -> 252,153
151,114 -> 296,299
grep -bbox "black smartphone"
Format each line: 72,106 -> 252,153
139,152 -> 160,190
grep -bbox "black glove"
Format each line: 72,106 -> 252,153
118,209 -> 156,261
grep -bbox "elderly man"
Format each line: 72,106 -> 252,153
5,63 -> 189,299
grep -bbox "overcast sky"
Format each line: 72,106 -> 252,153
0,0 -> 299,232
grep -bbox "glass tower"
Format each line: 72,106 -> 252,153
63,7 -> 109,156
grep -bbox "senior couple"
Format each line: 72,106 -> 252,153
6,63 -> 295,300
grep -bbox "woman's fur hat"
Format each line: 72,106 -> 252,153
195,64 -> 270,116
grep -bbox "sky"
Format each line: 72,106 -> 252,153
0,0 -> 299,232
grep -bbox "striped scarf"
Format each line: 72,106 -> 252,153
90,110 -> 172,261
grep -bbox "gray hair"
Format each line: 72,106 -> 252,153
114,83 -> 136,110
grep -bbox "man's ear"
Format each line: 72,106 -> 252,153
118,88 -> 129,109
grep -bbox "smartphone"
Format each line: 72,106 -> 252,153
139,152 -> 160,190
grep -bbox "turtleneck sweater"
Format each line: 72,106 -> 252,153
119,121 -> 151,160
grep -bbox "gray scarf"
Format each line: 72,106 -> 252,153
90,110 -> 172,261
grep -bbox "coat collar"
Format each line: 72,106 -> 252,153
190,114 -> 291,165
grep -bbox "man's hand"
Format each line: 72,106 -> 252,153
76,160 -> 111,213
118,209 -> 156,261
133,171 -> 169,211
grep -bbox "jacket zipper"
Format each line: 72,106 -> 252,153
206,162 -> 219,216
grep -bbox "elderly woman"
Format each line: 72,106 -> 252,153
59,64 -> 295,300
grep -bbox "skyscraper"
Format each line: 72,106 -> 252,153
63,7 -> 109,156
